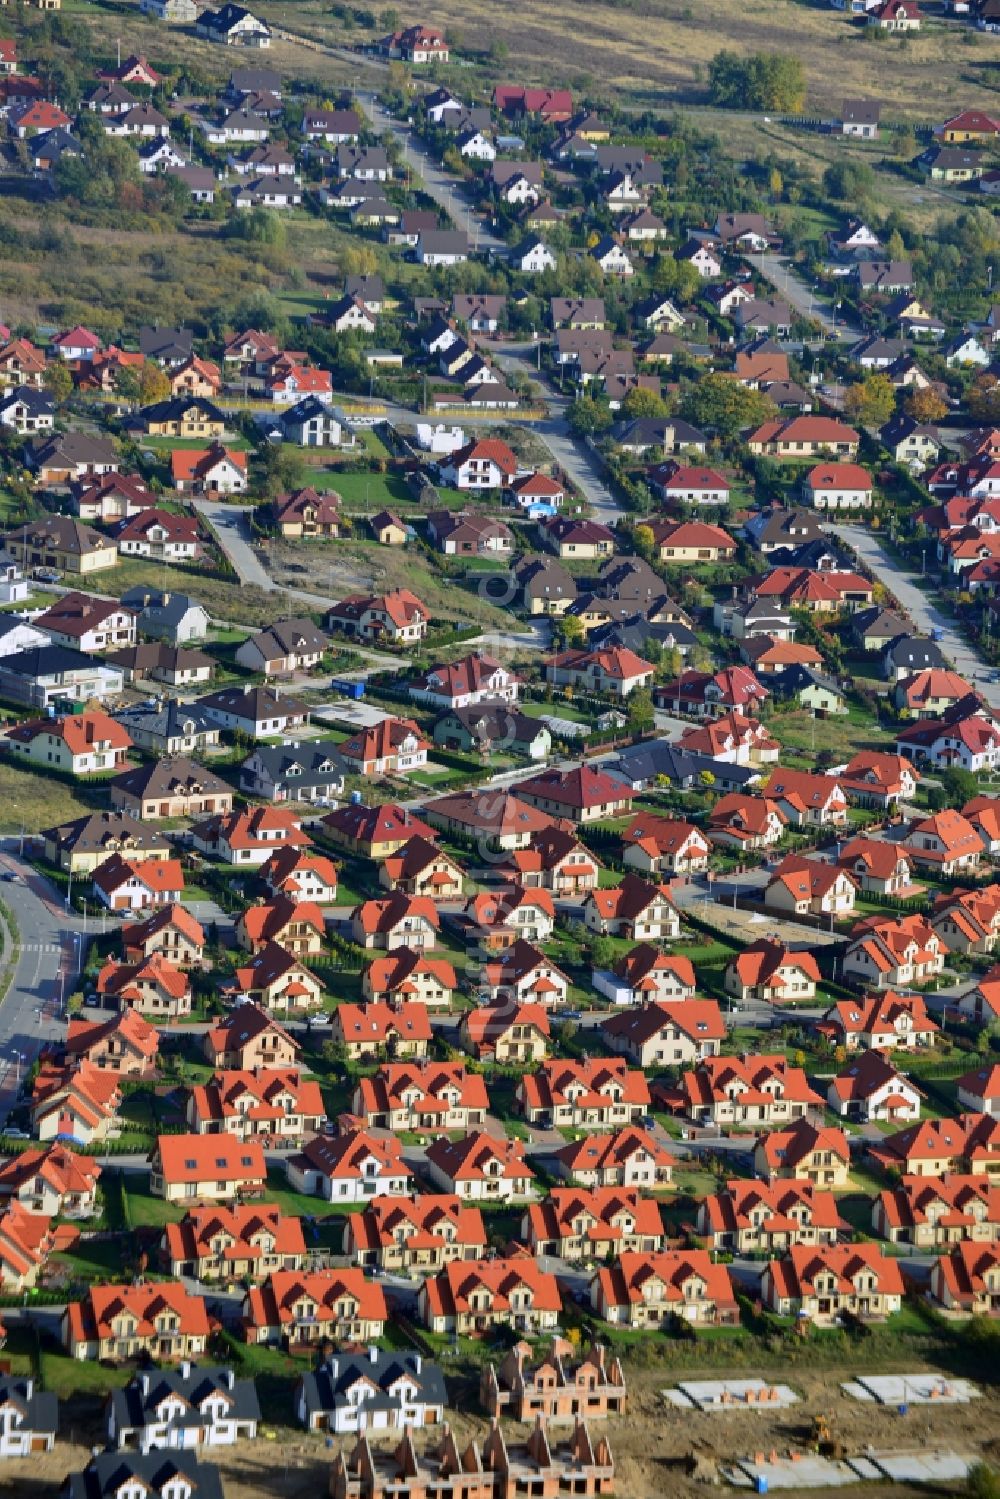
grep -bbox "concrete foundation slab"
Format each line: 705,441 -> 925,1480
665,1379 -> 799,1411
874,1451 -> 975,1484
722,1454 -> 859,1489
842,1374 -> 980,1405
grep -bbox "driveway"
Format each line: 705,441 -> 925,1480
194,500 -> 336,609
829,522 -> 1000,709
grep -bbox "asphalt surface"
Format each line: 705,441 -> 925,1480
358,92 -> 508,257
829,522 -> 1000,709
0,842 -> 95,1123
749,252 -> 861,342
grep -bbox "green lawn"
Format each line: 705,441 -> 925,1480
123,1178 -> 185,1228
262,1167 -> 363,1222
518,699 -> 591,725
314,471 -> 412,508
39,1348 -> 130,1399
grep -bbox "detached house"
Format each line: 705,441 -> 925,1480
763,1244 -> 904,1324
149,1134 -> 267,1205
524,1188 -> 667,1261
763,769 -> 848,828
723,940 -> 820,1005
553,1128 -> 673,1191
518,1059 -> 650,1131
286,1130 -> 412,1205
764,854 -> 857,919
425,1133 -> 535,1203
753,1118 -> 851,1187
601,1000 -> 725,1069
331,1001 -> 431,1062
326,588 -> 430,644
903,808 -> 983,877
230,942 -> 324,1012
340,717 -> 428,778
592,1250 -> 738,1328
517,765 -> 633,826
816,992 -> 938,1052
203,1005 -> 299,1070
419,1258 -> 561,1338
827,1049 -> 923,1124
350,893 -> 439,951
344,1195 -> 486,1275
244,1269 -> 387,1348
844,913 -> 947,990
621,814 -> 710,875
63,1284 -> 210,1364
234,619 -> 329,676
584,875 -> 680,941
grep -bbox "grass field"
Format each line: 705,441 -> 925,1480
0,761 -> 96,836
250,0 -> 1000,117
69,556 -> 280,628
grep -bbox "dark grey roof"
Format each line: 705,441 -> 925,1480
590,616 -> 697,654
64,1451 -> 225,1499
0,386 -> 55,417
434,703 -> 549,747
43,810 -> 171,855
113,700 -> 220,741
0,644 -> 114,680
297,1349 -> 446,1421
133,397 -> 225,427
883,635 -> 947,673
245,618 -> 329,657
241,738 -> 345,788
771,663 -> 845,700
766,538 -> 847,570
120,588 -> 209,631
109,1366 -> 259,1437
851,606 -> 908,643
611,417 -> 707,450
0,1376 -> 57,1437
138,326 -> 194,361
744,507 -> 825,549
514,553 -> 577,604
197,684 -> 309,721
608,739 -> 760,790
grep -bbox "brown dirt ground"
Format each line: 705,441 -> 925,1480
3,1361 -> 997,1498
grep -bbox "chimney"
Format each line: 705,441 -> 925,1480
180,1360 -> 191,1380
224,1369 -> 235,1389
139,1373 -> 150,1397
413,1353 -> 421,1374
369,1345 -> 379,1364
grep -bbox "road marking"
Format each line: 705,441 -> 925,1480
15,944 -> 62,954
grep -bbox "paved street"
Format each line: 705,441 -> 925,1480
749,253 -> 861,342
487,344 -> 624,528
829,523 -> 1000,709
0,843 -> 94,1123
358,92 -> 507,257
